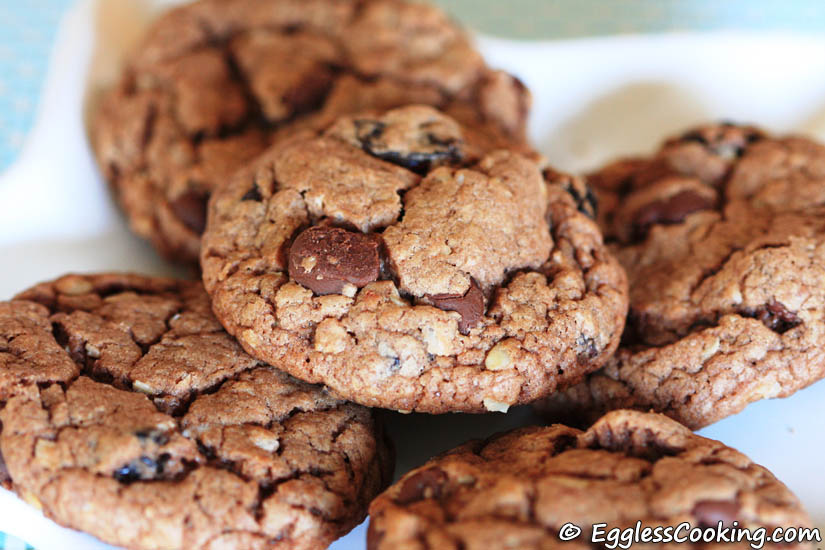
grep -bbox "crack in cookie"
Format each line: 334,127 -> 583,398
0,273 -> 393,550
368,410 -> 812,550
92,0 -> 532,263
539,124 -> 825,428
202,106 -> 628,413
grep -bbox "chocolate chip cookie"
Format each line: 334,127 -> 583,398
368,410 -> 812,550
93,0 -> 531,263
201,105 -> 628,414
539,124 -> 825,429
0,273 -> 393,550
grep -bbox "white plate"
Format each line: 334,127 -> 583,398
0,1 -> 823,548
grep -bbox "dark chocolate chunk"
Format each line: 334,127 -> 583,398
355,119 -> 462,174
561,176 -> 598,219
632,190 -> 715,239
428,279 -> 484,334
751,300 -> 801,334
395,467 -> 448,505
113,453 -> 170,483
288,226 -> 381,295
169,189 -> 208,234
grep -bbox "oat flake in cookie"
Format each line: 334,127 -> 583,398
0,273 -> 393,550
92,0 -> 531,263
539,124 -> 825,429
201,105 -> 628,414
368,410 -> 812,550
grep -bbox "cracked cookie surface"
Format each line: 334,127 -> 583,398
201,105 -> 628,414
539,124 -> 825,429
368,410 -> 812,550
0,273 -> 393,550
92,0 -> 531,263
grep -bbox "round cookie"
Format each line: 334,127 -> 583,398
368,410 -> 812,550
201,105 -> 628,414
539,124 -> 825,429
0,273 -> 393,550
93,0 -> 530,263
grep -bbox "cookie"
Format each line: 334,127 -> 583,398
201,105 -> 628,414
0,273 -> 393,550
539,124 -> 825,429
368,410 -> 812,550
93,0 -> 531,263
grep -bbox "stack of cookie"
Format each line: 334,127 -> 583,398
0,0 -> 818,549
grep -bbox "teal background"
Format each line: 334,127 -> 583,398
0,533 -> 34,550
436,0 -> 825,39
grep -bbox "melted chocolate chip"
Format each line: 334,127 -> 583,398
395,467 -> 448,505
355,119 -> 462,174
561,176 -> 598,219
288,226 -> 381,295
169,189 -> 208,234
692,500 -> 740,527
632,190 -> 716,239
428,279 -> 484,334
750,300 -> 801,334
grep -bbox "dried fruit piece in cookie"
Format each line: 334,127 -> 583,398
368,410 -> 812,550
201,106 -> 628,413
92,0 -> 532,263
0,273 -> 393,550
538,125 -> 825,429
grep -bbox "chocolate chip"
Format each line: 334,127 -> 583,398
428,279 -> 484,334
631,190 -> 716,239
288,226 -> 381,295
114,459 -> 148,483
750,300 -> 801,334
241,185 -> 262,202
355,119 -> 462,174
169,189 -> 208,234
692,500 -> 740,527
113,453 -> 170,483
395,467 -> 448,505
553,172 -> 597,220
